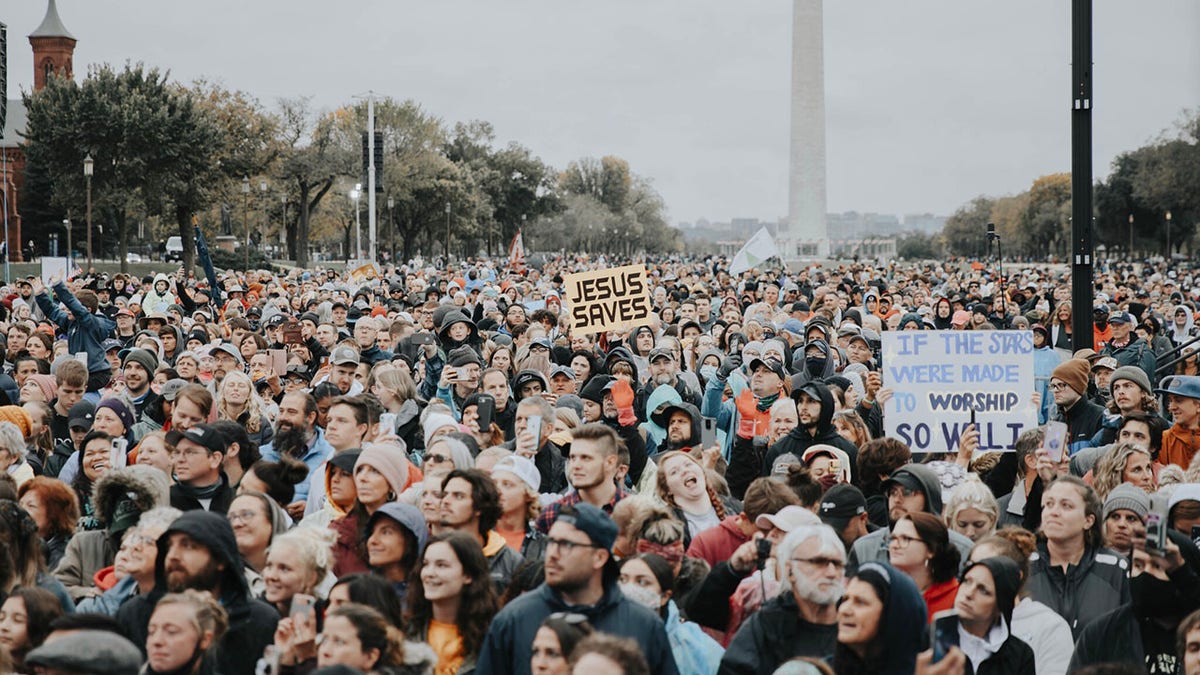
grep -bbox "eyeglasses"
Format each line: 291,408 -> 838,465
545,537 -> 597,553
170,447 -> 210,459
1049,382 -> 1068,391
791,557 -> 846,571
227,510 -> 260,525
889,533 -> 922,549
886,485 -> 917,500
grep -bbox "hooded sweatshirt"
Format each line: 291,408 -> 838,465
114,510 -> 280,675
832,562 -> 928,675
763,381 -> 859,477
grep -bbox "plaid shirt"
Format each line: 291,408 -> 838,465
535,485 -> 630,534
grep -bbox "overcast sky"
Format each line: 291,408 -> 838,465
6,1 -> 1198,225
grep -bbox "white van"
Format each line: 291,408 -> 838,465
165,236 -> 185,262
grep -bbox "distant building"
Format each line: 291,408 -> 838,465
1,0 -> 78,261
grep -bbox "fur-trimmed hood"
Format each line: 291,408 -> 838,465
91,465 -> 170,525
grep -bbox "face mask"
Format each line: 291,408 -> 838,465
806,357 -> 825,376
1131,573 -> 1192,620
619,582 -> 662,611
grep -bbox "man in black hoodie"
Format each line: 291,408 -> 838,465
650,401 -> 702,455
763,381 -> 858,477
115,510 -> 279,675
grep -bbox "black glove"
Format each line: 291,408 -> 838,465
717,354 -> 742,380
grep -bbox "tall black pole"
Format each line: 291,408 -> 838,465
1070,0 -> 1094,352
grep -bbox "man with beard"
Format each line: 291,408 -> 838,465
635,348 -> 701,424
437,468 -> 525,593
763,380 -> 859,484
259,391 -> 334,516
476,503 -> 678,675
576,375 -> 649,486
209,343 -> 244,390
114,510 -> 279,675
1070,533 -> 1200,673
720,524 -> 846,674
650,401 -> 701,455
119,348 -> 159,418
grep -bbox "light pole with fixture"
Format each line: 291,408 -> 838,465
445,202 -> 451,259
387,196 -> 395,263
281,193 -> 288,253
1128,213 -> 1134,260
62,219 -> 72,266
1166,210 -> 1173,260
83,153 -> 93,268
351,184 -> 362,262
242,177 -> 251,270
259,180 -> 268,249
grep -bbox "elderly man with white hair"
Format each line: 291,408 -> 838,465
719,523 -> 847,675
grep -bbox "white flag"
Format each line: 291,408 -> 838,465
728,227 -> 781,275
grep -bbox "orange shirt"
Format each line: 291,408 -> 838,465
496,528 -> 526,553
1161,424 -> 1200,470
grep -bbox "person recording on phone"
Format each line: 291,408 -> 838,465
433,346 -> 484,420
1070,523 -> 1200,671
1048,359 -> 1105,456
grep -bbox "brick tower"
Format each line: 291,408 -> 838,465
29,0 -> 77,92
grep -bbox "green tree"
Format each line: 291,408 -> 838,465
941,196 -> 993,257
1021,173 -> 1072,258
896,231 -> 943,260
276,97 -> 354,267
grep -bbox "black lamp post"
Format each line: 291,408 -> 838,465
83,154 -> 93,268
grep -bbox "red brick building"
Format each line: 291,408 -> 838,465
1,0 -> 77,261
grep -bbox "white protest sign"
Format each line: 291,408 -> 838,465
882,330 -> 1037,452
564,264 -> 654,334
40,257 -> 70,284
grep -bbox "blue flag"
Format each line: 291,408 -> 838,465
194,224 -> 222,308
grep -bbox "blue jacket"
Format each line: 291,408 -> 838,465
35,281 -> 116,376
701,370 -> 749,461
664,599 -> 724,675
1033,346 -> 1062,424
476,582 -> 678,675
259,428 -> 334,502
76,575 -> 138,616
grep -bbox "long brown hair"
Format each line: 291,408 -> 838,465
654,451 -> 726,521
406,533 -> 498,660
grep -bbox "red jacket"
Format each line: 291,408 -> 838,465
686,515 -> 749,568
924,578 -> 959,623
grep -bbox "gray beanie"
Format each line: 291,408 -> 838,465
1103,482 -> 1150,521
1110,365 -> 1152,396
121,347 -> 159,375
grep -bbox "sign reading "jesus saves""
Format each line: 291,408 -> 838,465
564,264 -> 654,334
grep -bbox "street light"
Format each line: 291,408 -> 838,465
387,196 -> 395,263
62,219 -> 72,265
351,184 -> 362,262
445,201 -> 451,259
259,180 -> 268,250
1128,213 -> 1134,260
1166,210 -> 1173,260
242,177 -> 251,270
83,154 -> 93,268
281,193 -> 288,250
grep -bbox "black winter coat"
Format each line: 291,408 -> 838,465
718,591 -> 838,675
966,633 -> 1036,675
1025,541 -> 1130,639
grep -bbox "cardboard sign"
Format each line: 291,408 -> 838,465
564,264 -> 653,334
40,257 -> 71,284
881,330 -> 1037,453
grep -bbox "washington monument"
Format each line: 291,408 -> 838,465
784,0 -> 828,259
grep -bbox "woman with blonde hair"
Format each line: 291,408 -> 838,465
262,527 -> 337,616
831,409 -> 871,450
370,366 -> 425,452
144,589 -> 228,675
1092,441 -> 1156,499
944,474 -> 1000,542
216,370 -> 274,448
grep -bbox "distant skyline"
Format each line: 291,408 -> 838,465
4,1 -> 1197,225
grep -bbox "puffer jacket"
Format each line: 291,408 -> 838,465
1025,541 -> 1130,639
115,510 -> 280,675
35,281 -> 117,377
53,465 -> 170,600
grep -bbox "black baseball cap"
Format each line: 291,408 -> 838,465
166,423 -> 226,456
818,484 -> 868,529
555,503 -> 618,552
748,357 -> 787,381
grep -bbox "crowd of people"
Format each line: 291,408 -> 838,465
0,254 -> 1197,674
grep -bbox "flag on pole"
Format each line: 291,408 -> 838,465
509,231 -> 527,272
728,226 -> 781,275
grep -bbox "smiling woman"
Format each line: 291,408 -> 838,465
407,532 -> 499,674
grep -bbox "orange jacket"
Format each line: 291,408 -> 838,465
733,389 -> 772,440
1161,424 -> 1200,470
